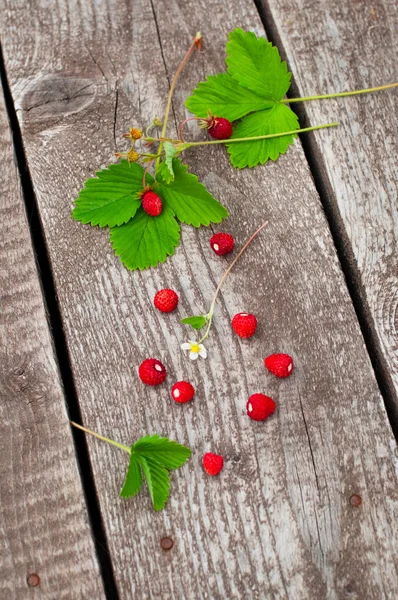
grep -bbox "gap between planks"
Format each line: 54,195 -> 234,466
0,42 -> 120,600
252,0 -> 398,436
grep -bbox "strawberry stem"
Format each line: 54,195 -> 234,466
71,421 -> 131,454
184,122 -> 339,147
178,116 -> 203,142
198,221 -> 269,344
156,32 -> 202,172
281,82 -> 398,104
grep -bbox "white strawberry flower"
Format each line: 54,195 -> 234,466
181,340 -> 207,360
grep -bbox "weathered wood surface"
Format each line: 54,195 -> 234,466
2,0 -> 398,598
259,0 -> 398,409
0,82 -> 105,596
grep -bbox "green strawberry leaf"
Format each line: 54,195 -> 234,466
156,161 -> 174,184
137,455 -> 170,511
120,453 -> 142,498
156,159 -> 228,227
119,435 -> 191,510
226,104 -> 299,168
185,73 -> 272,122
226,28 -> 291,102
163,142 -> 178,181
110,203 -> 180,270
181,315 -> 207,330
133,434 -> 191,470
72,160 -> 148,227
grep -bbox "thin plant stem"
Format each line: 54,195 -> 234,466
142,158 -> 155,188
281,82 -> 398,104
185,122 -> 339,148
198,221 -> 269,344
179,116 -> 202,142
71,421 -> 131,454
156,32 -> 201,172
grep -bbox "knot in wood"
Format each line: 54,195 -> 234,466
22,77 -> 96,124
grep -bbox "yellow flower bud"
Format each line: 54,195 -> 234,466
131,128 -> 143,140
127,149 -> 140,163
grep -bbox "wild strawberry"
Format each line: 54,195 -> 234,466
210,232 -> 235,256
264,353 -> 294,378
207,117 -> 233,140
246,394 -> 276,421
154,289 -> 179,313
138,358 -> 167,385
231,313 -> 257,338
202,452 -> 224,476
142,190 -> 163,216
171,381 -> 195,403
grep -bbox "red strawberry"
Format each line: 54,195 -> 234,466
231,313 -> 257,338
210,232 -> 235,256
142,190 -> 163,216
246,394 -> 276,421
207,117 -> 233,140
154,289 -> 179,313
171,381 -> 195,404
264,353 -> 294,378
138,358 -> 167,385
202,452 -> 224,476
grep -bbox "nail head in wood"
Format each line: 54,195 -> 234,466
27,573 -> 40,587
349,494 -> 362,508
160,537 -> 173,551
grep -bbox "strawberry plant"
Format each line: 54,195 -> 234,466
71,422 -> 191,511
71,28 -> 397,512
72,28 -> 396,271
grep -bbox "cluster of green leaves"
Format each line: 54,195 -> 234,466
185,28 -> 299,168
120,434 -> 191,510
72,158 -> 228,270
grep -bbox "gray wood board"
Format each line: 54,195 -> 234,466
0,76 -> 104,599
2,0 -> 398,597
259,0 -> 398,408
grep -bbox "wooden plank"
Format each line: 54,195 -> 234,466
257,0 -> 398,408
2,0 -> 398,597
0,78 -> 105,598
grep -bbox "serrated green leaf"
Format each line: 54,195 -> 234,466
110,204 -> 180,270
226,28 -> 291,102
185,73 -> 271,122
181,315 -> 207,330
133,435 -> 191,470
120,452 -> 142,498
156,161 -> 174,184
226,104 -> 299,168
72,160 -> 149,227
138,455 -> 170,511
156,159 -> 228,227
164,142 -> 178,180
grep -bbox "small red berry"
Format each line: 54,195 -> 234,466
264,353 -> 294,378
210,232 -> 235,256
142,190 -> 163,216
154,289 -> 179,313
171,381 -> 195,404
208,117 -> 233,140
246,394 -> 276,421
202,452 -> 224,476
138,358 -> 167,385
231,313 -> 257,338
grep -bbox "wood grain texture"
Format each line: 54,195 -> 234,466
257,0 -> 398,408
2,0 -> 398,597
0,78 -> 104,598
